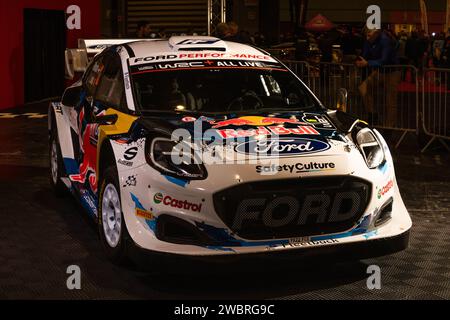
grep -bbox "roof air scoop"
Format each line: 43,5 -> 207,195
168,36 -> 228,52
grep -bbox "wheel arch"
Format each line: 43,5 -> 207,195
98,138 -> 117,187
48,102 -> 75,169
48,102 -> 59,137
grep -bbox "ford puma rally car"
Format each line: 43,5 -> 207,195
49,37 -> 411,264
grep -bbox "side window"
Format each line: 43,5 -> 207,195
95,53 -> 127,111
84,56 -> 106,97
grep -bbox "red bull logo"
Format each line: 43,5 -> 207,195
216,126 -> 320,139
211,116 -> 307,128
210,116 -> 319,139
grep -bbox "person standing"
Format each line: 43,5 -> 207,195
136,21 -> 152,38
216,23 -> 231,40
356,28 -> 401,127
431,33 -> 445,67
225,21 -> 252,44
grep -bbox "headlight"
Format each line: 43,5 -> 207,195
355,128 -> 385,169
148,137 -> 207,180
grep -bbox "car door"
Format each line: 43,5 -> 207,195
69,50 -> 126,196
68,52 -> 109,196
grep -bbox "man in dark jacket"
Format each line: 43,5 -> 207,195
357,28 -> 401,127
135,21 -> 152,38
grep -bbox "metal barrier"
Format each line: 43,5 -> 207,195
284,61 -> 420,149
420,68 -> 450,153
358,64 -> 419,148
283,60 -> 311,84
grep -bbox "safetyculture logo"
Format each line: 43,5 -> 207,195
154,193 -> 203,213
256,162 -> 336,174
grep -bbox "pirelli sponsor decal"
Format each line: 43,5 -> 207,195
136,208 -> 154,220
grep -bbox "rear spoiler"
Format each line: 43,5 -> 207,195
65,39 -> 154,80
78,39 -> 144,55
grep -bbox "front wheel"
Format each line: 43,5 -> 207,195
98,166 -> 130,264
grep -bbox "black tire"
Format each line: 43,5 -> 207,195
49,127 -> 67,197
98,166 -> 131,264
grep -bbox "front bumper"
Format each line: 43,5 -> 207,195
115,133 -> 412,257
121,173 -> 412,256
128,228 -> 410,271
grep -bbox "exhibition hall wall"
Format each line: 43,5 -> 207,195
0,0 -> 101,109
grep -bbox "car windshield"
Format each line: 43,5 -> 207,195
129,60 -> 322,114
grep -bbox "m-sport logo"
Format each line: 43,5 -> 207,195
177,39 -> 220,45
235,138 -> 330,157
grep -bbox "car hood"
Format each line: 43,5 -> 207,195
138,109 -> 353,138
137,109 -> 362,168
134,109 -> 370,185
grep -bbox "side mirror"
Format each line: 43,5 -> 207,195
93,114 -> 118,126
62,85 -> 83,107
336,88 -> 348,112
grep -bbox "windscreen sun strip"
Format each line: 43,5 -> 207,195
129,60 -> 287,76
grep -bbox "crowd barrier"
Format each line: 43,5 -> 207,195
282,60 -> 448,151
421,68 -> 450,152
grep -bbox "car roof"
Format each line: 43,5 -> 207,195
123,36 -> 271,59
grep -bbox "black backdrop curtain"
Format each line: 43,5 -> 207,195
24,9 -> 66,103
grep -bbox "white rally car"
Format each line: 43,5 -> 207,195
49,37 -> 411,265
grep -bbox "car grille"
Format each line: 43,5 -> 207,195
213,176 -> 371,240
